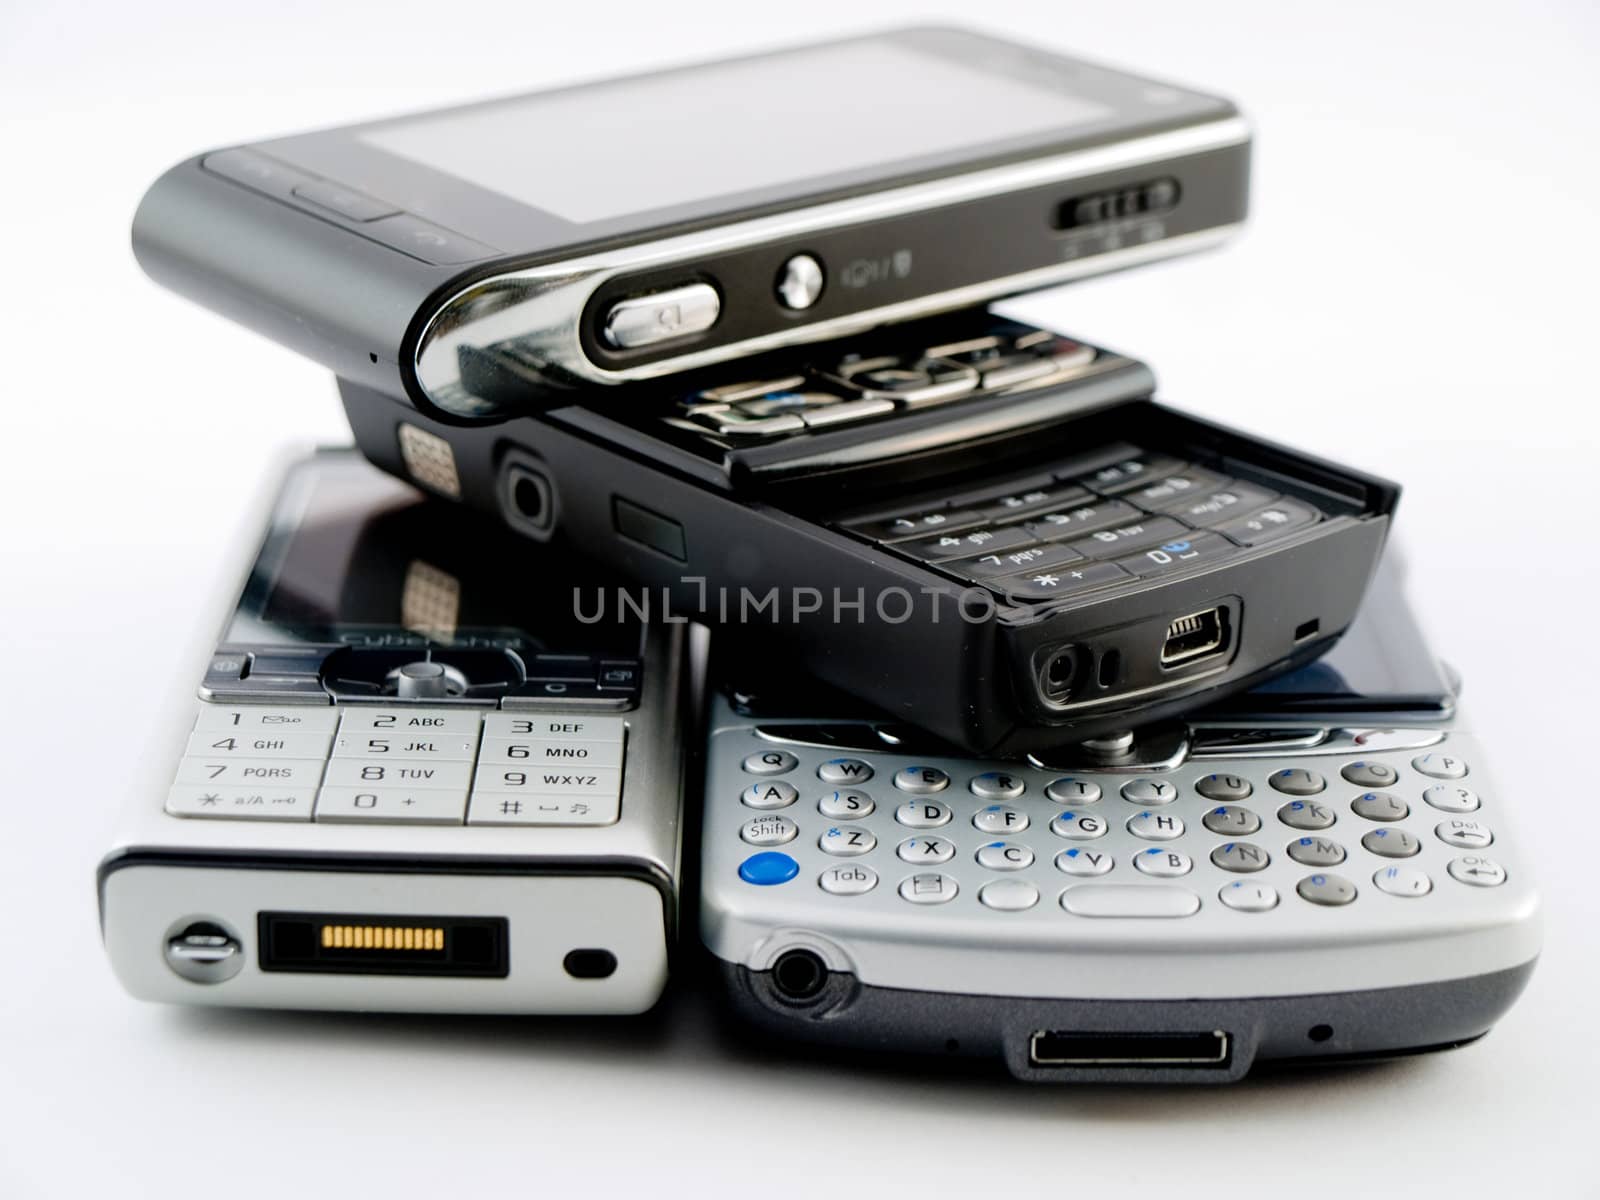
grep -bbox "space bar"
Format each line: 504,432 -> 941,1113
1061,885 -> 1200,917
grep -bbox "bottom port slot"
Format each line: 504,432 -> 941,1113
1029,1030 -> 1230,1067
1160,607 -> 1229,667
258,912 -> 509,977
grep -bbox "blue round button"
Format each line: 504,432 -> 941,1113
739,851 -> 800,885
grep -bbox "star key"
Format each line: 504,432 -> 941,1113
997,559 -> 1130,600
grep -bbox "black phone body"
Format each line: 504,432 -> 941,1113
131,27 -> 1248,417
339,312 -> 1398,756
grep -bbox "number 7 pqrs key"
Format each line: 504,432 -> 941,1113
166,707 -> 337,821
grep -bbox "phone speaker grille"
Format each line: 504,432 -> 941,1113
398,423 -> 461,498
401,560 -> 461,641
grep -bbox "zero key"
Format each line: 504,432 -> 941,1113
1114,533 -> 1235,578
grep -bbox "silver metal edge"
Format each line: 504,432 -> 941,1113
413,116 -> 1250,399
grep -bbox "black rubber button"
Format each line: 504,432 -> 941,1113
562,949 -> 618,979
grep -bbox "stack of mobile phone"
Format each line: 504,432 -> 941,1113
107,28 -> 1537,1081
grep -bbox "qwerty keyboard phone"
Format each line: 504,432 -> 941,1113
699,555 -> 1540,1083
341,308 -> 1400,756
99,450 -> 692,1014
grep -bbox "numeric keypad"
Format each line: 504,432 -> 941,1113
167,706 -> 629,827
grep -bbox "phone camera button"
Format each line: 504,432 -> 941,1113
603,283 -> 721,349
776,254 -> 825,310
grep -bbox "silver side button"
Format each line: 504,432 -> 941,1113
775,254 -> 825,310
691,409 -> 806,437
799,397 -> 895,428
165,923 -> 245,984
603,283 -> 721,349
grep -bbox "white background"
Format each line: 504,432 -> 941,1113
2,1 -> 1597,1196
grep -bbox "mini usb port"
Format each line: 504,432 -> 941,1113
1030,1030 -> 1230,1067
258,912 -> 509,977
1160,607 -> 1228,667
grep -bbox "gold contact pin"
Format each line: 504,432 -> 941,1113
316,923 -> 446,953
262,914 -> 501,975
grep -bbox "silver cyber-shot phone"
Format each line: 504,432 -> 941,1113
131,27 -> 1249,417
699,556 -> 1539,1082
98,449 -> 693,1013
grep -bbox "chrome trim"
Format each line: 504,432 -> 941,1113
1192,725 -> 1447,758
413,117 -> 1249,411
